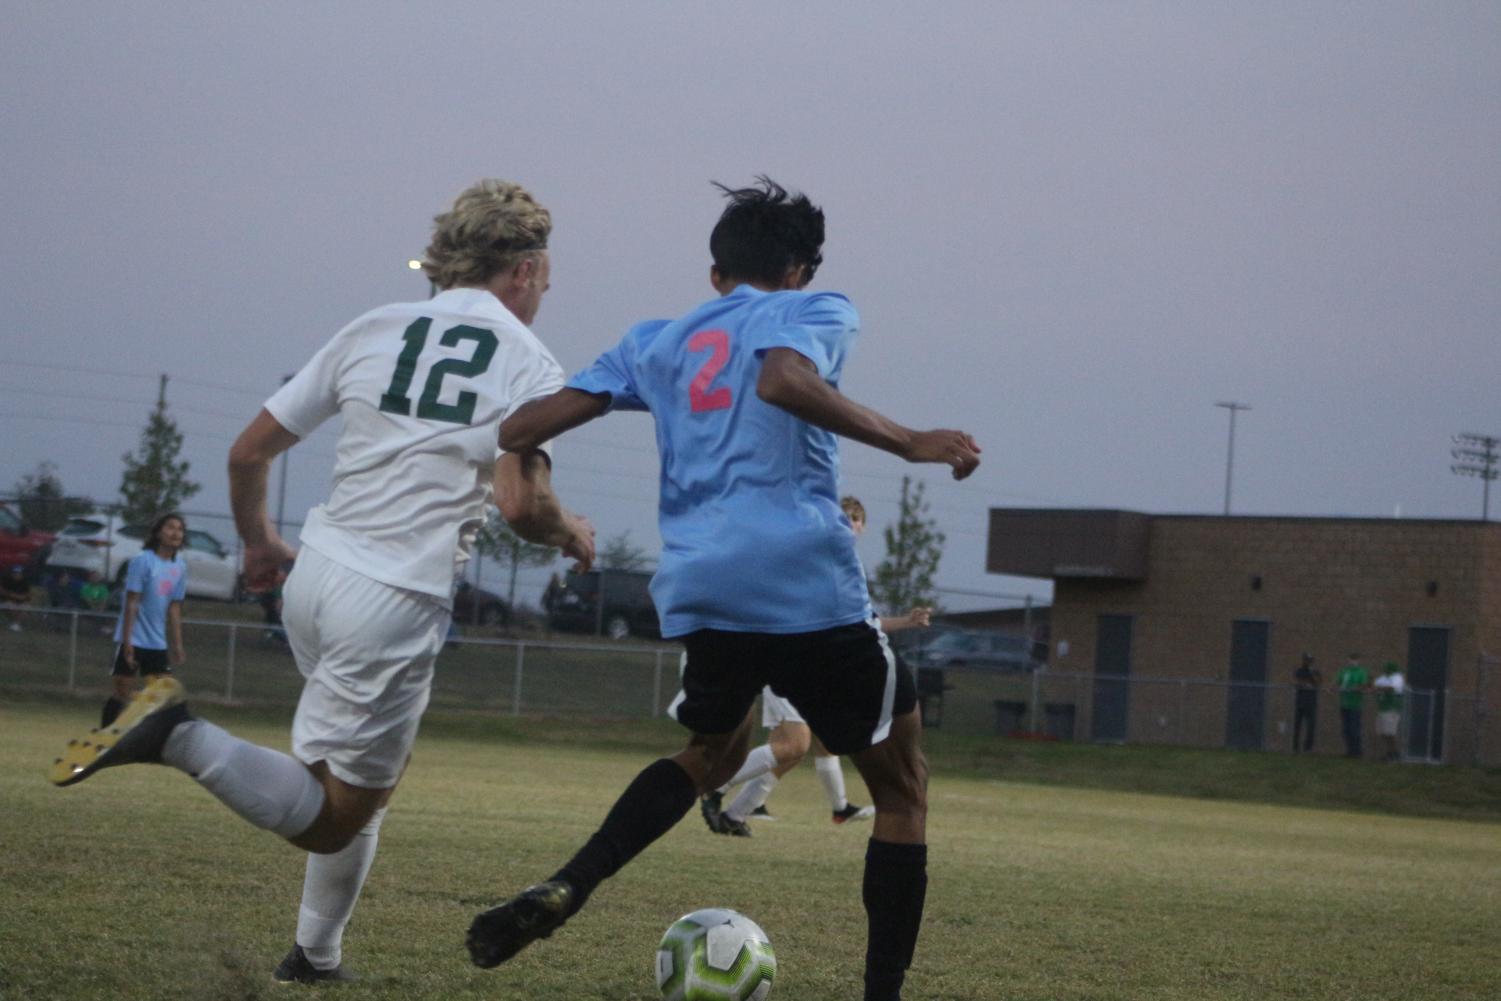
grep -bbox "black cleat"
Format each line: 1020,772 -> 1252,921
832,803 -> 876,825
49,676 -> 191,787
468,880 -> 575,968
717,814 -> 753,837
272,945 -> 356,984
748,805 -> 775,821
699,791 -> 724,833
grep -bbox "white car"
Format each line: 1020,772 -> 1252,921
49,513 -> 241,602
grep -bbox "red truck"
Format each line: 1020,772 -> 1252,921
0,503 -> 55,580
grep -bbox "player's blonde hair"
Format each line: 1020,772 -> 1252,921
840,495 -> 866,522
421,179 -> 551,290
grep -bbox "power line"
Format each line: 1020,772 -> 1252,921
0,384 -> 255,424
6,360 -> 270,401
0,412 -> 337,462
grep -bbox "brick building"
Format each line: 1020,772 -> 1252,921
986,510 -> 1501,765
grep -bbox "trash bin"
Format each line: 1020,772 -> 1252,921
993,700 -> 1027,735
916,667 -> 949,728
1044,703 -> 1076,741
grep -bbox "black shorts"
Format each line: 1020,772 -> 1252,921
672,619 -> 917,756
110,645 -> 171,677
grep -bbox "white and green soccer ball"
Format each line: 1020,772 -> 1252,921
655,908 -> 776,1001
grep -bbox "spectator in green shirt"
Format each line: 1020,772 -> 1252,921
1335,653 -> 1370,758
79,570 -> 110,613
1372,661 -> 1405,762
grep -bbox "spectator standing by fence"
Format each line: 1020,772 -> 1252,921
101,513 -> 189,727
1373,661 -> 1405,762
1292,652 -> 1320,752
1335,653 -> 1369,759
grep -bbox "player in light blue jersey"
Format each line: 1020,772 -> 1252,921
100,512 -> 188,728
469,178 -> 980,1001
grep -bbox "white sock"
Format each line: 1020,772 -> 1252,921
815,755 -> 848,812
297,807 -> 386,970
162,720 -> 325,838
725,772 -> 778,822
717,744 -> 777,794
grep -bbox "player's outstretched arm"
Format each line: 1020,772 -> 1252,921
495,451 -> 595,570
756,348 -> 982,480
499,388 -> 610,452
228,408 -> 301,590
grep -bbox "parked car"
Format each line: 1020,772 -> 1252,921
452,580 -> 511,628
547,568 -> 660,639
48,513 -> 241,601
0,503 -> 55,581
908,627 -> 1036,672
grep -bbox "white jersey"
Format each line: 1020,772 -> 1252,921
265,287 -> 564,600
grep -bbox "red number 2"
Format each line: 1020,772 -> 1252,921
687,328 -> 733,413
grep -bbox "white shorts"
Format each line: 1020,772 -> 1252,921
1376,710 -> 1401,737
282,546 -> 449,789
760,687 -> 805,728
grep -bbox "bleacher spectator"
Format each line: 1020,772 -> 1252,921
47,568 -> 83,610
2,565 -> 32,632
79,571 -> 110,613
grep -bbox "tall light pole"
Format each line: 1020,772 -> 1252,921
1451,432 -> 1499,521
1215,401 -> 1251,515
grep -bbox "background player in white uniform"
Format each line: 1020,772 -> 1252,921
704,496 -> 931,834
48,178 -> 593,985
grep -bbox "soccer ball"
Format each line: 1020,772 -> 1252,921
655,908 -> 776,1001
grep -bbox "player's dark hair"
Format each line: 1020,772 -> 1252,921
144,512 -> 185,554
709,177 -> 824,287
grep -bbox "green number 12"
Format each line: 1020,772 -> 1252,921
377,318 -> 498,425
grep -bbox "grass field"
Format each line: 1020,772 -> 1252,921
2,697 -> 1499,1001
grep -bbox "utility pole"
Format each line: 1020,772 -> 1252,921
1215,401 -> 1251,515
1451,432 -> 1499,521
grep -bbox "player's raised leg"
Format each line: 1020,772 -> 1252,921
468,705 -> 755,967
470,630 -> 761,966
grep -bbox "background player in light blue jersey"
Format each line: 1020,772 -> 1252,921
100,512 -> 188,727
470,178 -> 980,1001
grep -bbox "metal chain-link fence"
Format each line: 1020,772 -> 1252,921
3,603 -> 1494,766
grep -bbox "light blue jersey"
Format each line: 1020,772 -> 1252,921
569,285 -> 872,637
113,550 -> 186,649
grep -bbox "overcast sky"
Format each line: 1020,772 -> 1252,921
3,3 -> 1498,611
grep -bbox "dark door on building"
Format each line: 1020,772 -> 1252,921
1406,627 -> 1449,761
1091,614 -> 1132,743
1226,620 -> 1270,750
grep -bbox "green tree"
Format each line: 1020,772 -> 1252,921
872,476 -> 945,615
118,374 -> 200,524
476,508 -> 558,612
12,461 -> 93,531
599,530 -> 651,571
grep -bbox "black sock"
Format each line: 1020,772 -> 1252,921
863,839 -> 928,1001
101,697 -> 126,727
552,758 -> 697,914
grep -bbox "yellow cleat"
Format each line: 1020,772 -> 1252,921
48,676 -> 189,787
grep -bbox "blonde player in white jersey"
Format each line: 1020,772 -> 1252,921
48,178 -> 593,985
